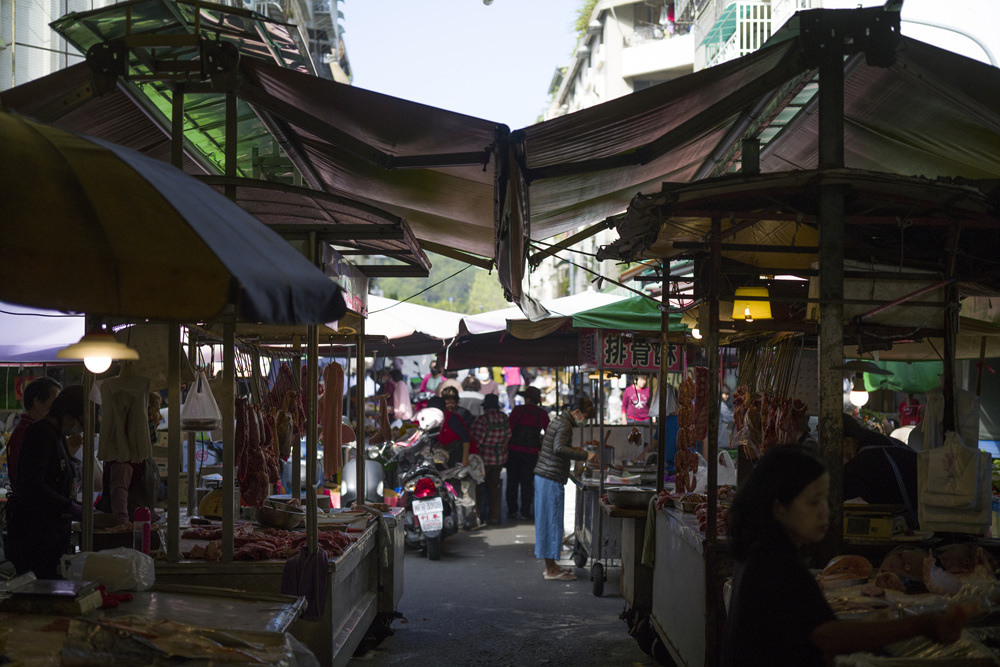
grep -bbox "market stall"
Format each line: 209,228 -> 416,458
2,1 -> 445,655
593,8 -> 1000,664
0,110 -> 355,664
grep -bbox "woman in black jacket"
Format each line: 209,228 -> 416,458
533,396 -> 596,581
7,385 -> 85,579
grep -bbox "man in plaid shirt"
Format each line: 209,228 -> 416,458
470,393 -> 511,526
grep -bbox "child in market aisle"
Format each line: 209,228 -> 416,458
721,444 -> 975,666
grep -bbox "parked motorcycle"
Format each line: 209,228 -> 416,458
340,439 -> 395,506
394,409 -> 458,560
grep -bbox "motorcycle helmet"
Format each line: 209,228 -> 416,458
416,407 -> 444,433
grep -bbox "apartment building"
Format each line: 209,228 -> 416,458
0,0 -> 348,91
530,0 -> 998,301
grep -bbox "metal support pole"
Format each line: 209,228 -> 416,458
306,323 -> 319,552
167,323 -> 181,561
222,313 -> 236,561
81,316 -> 99,553
704,217 -> 723,667
596,333 -> 606,567
186,335 -> 197,515
707,219 -> 721,539
291,336 -> 302,500
355,320 -> 367,507
942,226 -> 961,433
817,48 -> 847,559
306,231 -> 320,551
657,262 -> 669,494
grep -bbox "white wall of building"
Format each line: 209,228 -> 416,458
528,0 -> 1000,301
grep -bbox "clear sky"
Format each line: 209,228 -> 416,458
341,1 -> 999,132
342,0 -> 584,130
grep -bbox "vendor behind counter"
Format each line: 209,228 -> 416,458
842,413 -> 918,527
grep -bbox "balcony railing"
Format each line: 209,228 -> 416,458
702,1 -> 772,68
628,22 -> 692,47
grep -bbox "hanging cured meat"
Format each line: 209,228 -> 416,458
275,391 -> 296,461
370,394 -> 392,444
321,362 -> 344,482
693,366 -> 709,441
673,371 -> 700,494
235,398 -> 277,508
270,362 -> 306,437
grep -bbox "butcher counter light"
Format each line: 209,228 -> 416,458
731,286 -> 772,322
57,328 -> 140,373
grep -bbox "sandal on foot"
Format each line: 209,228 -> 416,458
543,570 -> 577,581
542,567 -> 573,576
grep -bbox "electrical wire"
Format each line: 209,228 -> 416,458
0,308 -> 79,317
367,264 -> 473,314
529,237 -> 600,258
528,243 -> 699,314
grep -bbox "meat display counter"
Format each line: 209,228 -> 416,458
154,508 -> 404,667
649,505 -> 732,667
0,581 -> 316,664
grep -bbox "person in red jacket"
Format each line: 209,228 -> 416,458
506,386 -> 549,521
7,376 -> 61,491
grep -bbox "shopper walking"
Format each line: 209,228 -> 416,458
505,386 -> 549,521
470,394 -> 510,525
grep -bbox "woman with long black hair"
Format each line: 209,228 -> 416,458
722,444 -> 972,665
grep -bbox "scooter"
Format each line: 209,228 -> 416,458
394,410 -> 458,560
340,439 -> 395,506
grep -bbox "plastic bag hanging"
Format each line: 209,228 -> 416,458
180,369 -> 223,432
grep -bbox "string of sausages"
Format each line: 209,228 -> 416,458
731,335 -> 807,460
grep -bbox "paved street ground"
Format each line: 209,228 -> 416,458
350,516 -> 657,667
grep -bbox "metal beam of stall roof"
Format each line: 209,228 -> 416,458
673,242 -> 819,254
528,215 -> 621,268
419,240 -> 494,271
359,265 -> 432,278
695,70 -> 815,180
722,267 -> 945,281
263,224 -> 406,241
673,209 -> 1000,229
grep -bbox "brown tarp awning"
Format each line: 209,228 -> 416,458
4,7 -> 1000,299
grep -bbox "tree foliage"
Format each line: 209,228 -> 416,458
371,252 -> 509,314
574,0 -> 599,37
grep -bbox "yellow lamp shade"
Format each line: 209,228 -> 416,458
732,287 -> 772,322
56,329 -> 140,372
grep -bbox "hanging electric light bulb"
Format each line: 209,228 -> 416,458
744,305 -> 753,322
691,328 -> 702,339
57,328 -> 140,374
848,375 -> 870,407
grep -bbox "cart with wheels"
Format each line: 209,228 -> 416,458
571,475 -> 622,596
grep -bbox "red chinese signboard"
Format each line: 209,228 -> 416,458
578,330 -> 682,372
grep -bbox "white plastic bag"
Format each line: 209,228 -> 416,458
918,431 -> 992,534
60,547 -> 155,592
694,451 -> 738,493
180,370 -> 222,431
716,450 -> 738,486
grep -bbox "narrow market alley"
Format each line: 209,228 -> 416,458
351,518 -> 658,666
